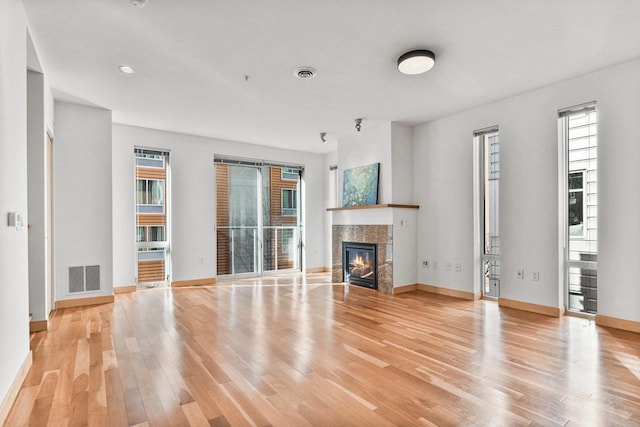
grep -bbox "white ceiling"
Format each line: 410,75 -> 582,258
22,0 -> 640,154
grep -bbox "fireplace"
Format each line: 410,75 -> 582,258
343,242 -> 378,289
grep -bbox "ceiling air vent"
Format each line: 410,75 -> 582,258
294,66 -> 317,79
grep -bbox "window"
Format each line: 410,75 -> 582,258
135,148 -> 170,285
568,171 -> 585,238
282,189 -> 297,216
474,127 -> 500,298
136,226 -> 165,242
560,103 -> 598,314
135,152 -> 165,168
281,167 -> 299,181
136,179 -> 164,213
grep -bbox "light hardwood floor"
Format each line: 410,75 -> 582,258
6,273 -> 640,426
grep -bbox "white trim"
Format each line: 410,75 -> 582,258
473,125 -> 499,135
558,101 -> 597,115
213,154 -> 304,171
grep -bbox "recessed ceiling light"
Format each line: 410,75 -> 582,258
397,50 -> 436,75
294,66 -> 317,79
119,65 -> 136,74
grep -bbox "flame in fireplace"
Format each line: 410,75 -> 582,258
350,253 -> 373,278
353,254 -> 369,269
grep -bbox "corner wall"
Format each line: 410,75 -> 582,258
54,102 -> 113,302
414,58 -> 640,322
323,151 -> 338,270
390,123 -> 414,205
0,0 -> 30,412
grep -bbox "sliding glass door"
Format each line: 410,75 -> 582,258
216,164 -> 260,274
215,160 -> 302,277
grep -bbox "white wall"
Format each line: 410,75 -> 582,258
392,209 -> 417,287
54,102 -> 113,301
390,123 -> 414,205
414,115 -> 486,295
0,0 -> 30,410
337,123 -> 392,204
414,58 -> 640,322
44,75 -> 54,138
323,151 -> 337,269
112,124 -> 326,287
335,122 -> 415,206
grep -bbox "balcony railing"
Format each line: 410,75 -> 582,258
216,225 -> 301,275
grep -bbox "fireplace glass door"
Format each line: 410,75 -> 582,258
343,242 -> 377,289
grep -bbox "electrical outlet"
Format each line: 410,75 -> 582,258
455,263 -> 461,272
517,269 -> 524,279
445,261 -> 451,271
532,271 -> 539,281
422,260 -> 429,268
433,261 -> 438,269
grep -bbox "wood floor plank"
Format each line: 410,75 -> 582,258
105,367 -> 129,427
7,273 -> 640,426
180,401 -> 211,427
30,370 -> 58,427
4,384 -> 40,426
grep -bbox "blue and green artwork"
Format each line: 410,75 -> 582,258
342,163 -> 380,207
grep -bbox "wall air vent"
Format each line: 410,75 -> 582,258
68,265 -> 101,293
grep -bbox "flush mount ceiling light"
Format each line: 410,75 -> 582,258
294,66 -> 317,79
118,65 -> 136,74
397,49 -> 436,75
130,0 -> 148,8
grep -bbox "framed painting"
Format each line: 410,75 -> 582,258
342,163 -> 380,207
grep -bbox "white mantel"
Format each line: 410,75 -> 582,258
328,204 -> 419,225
